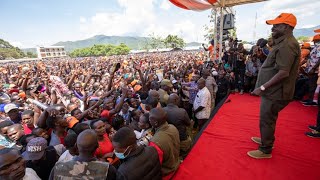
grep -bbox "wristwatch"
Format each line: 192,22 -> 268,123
260,85 -> 266,91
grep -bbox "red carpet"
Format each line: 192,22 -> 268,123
174,94 -> 320,180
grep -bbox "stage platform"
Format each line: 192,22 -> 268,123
174,94 -> 320,180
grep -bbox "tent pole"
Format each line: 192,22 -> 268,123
213,8 -> 217,62
218,1 -> 224,63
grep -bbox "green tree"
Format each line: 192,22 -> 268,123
297,36 -> 310,42
148,33 -> 164,49
70,43 -> 131,57
204,24 -> 215,41
142,38 -> 151,51
0,39 -> 26,59
26,52 -> 37,58
163,35 -> 186,49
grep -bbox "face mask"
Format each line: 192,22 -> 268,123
114,146 -> 131,159
315,42 -> 320,46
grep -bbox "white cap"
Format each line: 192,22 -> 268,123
172,80 -> 178,84
4,103 -> 18,113
212,69 -> 218,76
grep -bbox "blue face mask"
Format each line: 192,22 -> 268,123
114,146 -> 131,159
114,151 -> 126,159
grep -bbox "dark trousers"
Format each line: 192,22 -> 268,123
259,96 -> 290,154
244,75 -> 257,92
316,92 -> 320,131
308,74 -> 318,100
215,93 -> 227,106
235,69 -> 245,91
194,116 -> 208,131
294,76 -> 308,100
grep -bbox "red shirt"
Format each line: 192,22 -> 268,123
94,134 -> 114,158
23,124 -> 35,135
101,110 -> 115,124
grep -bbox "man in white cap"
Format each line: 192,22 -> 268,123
4,103 -> 21,124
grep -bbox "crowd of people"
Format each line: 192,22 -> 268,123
0,25 -> 319,179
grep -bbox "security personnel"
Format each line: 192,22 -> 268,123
248,13 -> 301,159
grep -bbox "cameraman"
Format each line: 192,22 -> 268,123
202,40 -> 218,61
232,42 -> 248,94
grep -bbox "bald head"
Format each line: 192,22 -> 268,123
202,69 -> 210,78
149,90 -> 160,99
168,93 -> 180,106
77,129 -> 99,154
149,107 -> 167,128
197,78 -> 206,89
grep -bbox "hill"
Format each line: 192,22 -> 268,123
0,39 -> 26,60
294,25 -> 320,37
21,48 -> 37,54
53,35 -> 149,52
186,42 -> 202,46
53,35 -> 202,52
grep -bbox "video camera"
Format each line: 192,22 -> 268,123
233,38 -> 242,48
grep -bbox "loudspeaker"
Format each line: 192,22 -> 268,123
223,14 -> 234,30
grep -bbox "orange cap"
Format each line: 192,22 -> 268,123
313,34 -> 320,41
314,29 -> 320,33
266,13 -> 297,28
66,116 -> 79,128
131,80 -> 137,86
301,42 -> 311,49
134,85 -> 142,92
18,92 -> 26,99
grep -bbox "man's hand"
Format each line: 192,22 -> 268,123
121,86 -> 129,96
308,68 -> 316,75
251,87 -> 262,96
134,63 -> 141,71
46,107 -> 60,117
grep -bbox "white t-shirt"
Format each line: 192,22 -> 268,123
23,168 -> 41,180
57,150 -> 74,163
193,87 -> 211,119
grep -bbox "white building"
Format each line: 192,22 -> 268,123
36,46 -> 67,59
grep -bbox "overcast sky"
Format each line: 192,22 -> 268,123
1,0 -> 319,48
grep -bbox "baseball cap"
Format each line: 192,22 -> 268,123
134,84 -> 142,92
9,84 -> 18,89
22,137 -> 47,160
160,79 -> 173,88
266,13 -> 297,28
131,80 -> 138,86
18,92 -> 26,99
313,34 -> 320,41
66,116 -> 79,128
172,80 -> 178,84
314,29 -> 320,33
4,103 -> 18,113
10,74 -> 18,79
301,42 -> 311,49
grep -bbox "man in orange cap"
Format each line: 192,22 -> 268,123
300,42 -> 311,67
301,34 -> 320,106
314,29 -> 320,33
305,33 -> 320,138
249,13 -> 301,158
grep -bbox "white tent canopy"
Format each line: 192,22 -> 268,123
213,0 -> 268,7
169,0 -> 269,61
